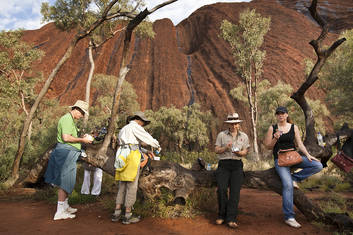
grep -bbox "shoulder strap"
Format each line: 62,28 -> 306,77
272,124 -> 278,134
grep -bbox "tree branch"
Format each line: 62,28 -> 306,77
291,0 -> 346,147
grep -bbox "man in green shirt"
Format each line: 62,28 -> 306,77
45,100 -> 93,220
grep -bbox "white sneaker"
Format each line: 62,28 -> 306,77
66,206 -> 78,214
54,211 -> 76,220
285,218 -> 301,228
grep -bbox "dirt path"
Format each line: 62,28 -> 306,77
0,188 -> 334,235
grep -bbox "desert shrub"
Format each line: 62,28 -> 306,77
86,74 -> 140,134
315,192 -> 353,218
145,104 -> 214,155
161,149 -> 217,166
320,29 -> 353,127
0,99 -> 64,182
243,152 -> 274,171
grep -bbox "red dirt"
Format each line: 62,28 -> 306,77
0,188 -> 333,235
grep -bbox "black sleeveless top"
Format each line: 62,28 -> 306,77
272,124 -> 296,160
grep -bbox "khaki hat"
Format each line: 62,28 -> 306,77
127,111 -> 151,125
70,100 -> 89,115
224,113 -> 243,124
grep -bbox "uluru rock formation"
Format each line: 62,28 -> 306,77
22,0 -> 353,137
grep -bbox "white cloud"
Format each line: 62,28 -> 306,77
145,0 -> 250,25
0,0 -> 250,31
0,0 -> 53,30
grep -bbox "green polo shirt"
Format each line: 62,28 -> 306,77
57,113 -> 81,150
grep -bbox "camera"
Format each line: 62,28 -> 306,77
232,146 -> 239,152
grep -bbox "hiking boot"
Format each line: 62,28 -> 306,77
66,206 -> 77,214
122,213 -> 141,224
54,211 -> 76,220
285,218 -> 301,228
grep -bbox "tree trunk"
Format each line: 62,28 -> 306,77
291,0 -> 346,148
245,78 -> 259,160
83,40 -> 95,129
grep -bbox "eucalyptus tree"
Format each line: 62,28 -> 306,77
0,30 -> 44,140
0,30 -> 44,181
220,9 -> 271,160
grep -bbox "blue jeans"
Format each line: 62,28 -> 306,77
274,156 -> 323,220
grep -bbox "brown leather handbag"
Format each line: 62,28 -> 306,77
278,148 -> 303,167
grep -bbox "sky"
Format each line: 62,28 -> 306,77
0,0 -> 250,31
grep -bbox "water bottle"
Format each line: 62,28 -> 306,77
317,132 -> 324,147
154,147 -> 161,160
206,163 -> 212,171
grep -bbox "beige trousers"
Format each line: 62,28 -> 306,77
116,167 -> 140,208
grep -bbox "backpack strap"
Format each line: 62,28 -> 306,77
272,124 -> 278,137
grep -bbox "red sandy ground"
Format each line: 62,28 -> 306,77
0,188 -> 334,235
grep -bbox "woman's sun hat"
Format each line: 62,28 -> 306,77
224,113 -> 243,124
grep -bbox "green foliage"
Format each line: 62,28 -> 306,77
41,0 -> 94,30
86,73 -> 140,133
145,104 -> 213,153
220,8 -> 270,82
320,29 -> 353,127
231,79 -> 330,139
162,149 -> 217,165
41,0 -> 154,46
0,30 -> 52,181
0,99 -> 64,181
0,30 -> 44,111
303,57 -> 315,77
135,21 -> 155,39
315,192 -> 353,219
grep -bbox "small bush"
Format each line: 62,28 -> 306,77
162,149 -> 217,166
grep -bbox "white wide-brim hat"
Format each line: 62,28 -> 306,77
69,100 -> 89,115
224,113 -> 243,123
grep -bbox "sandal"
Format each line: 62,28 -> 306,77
227,221 -> 238,229
215,219 -> 224,225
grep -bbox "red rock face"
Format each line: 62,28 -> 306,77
277,0 -> 353,33
22,0 -> 353,137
